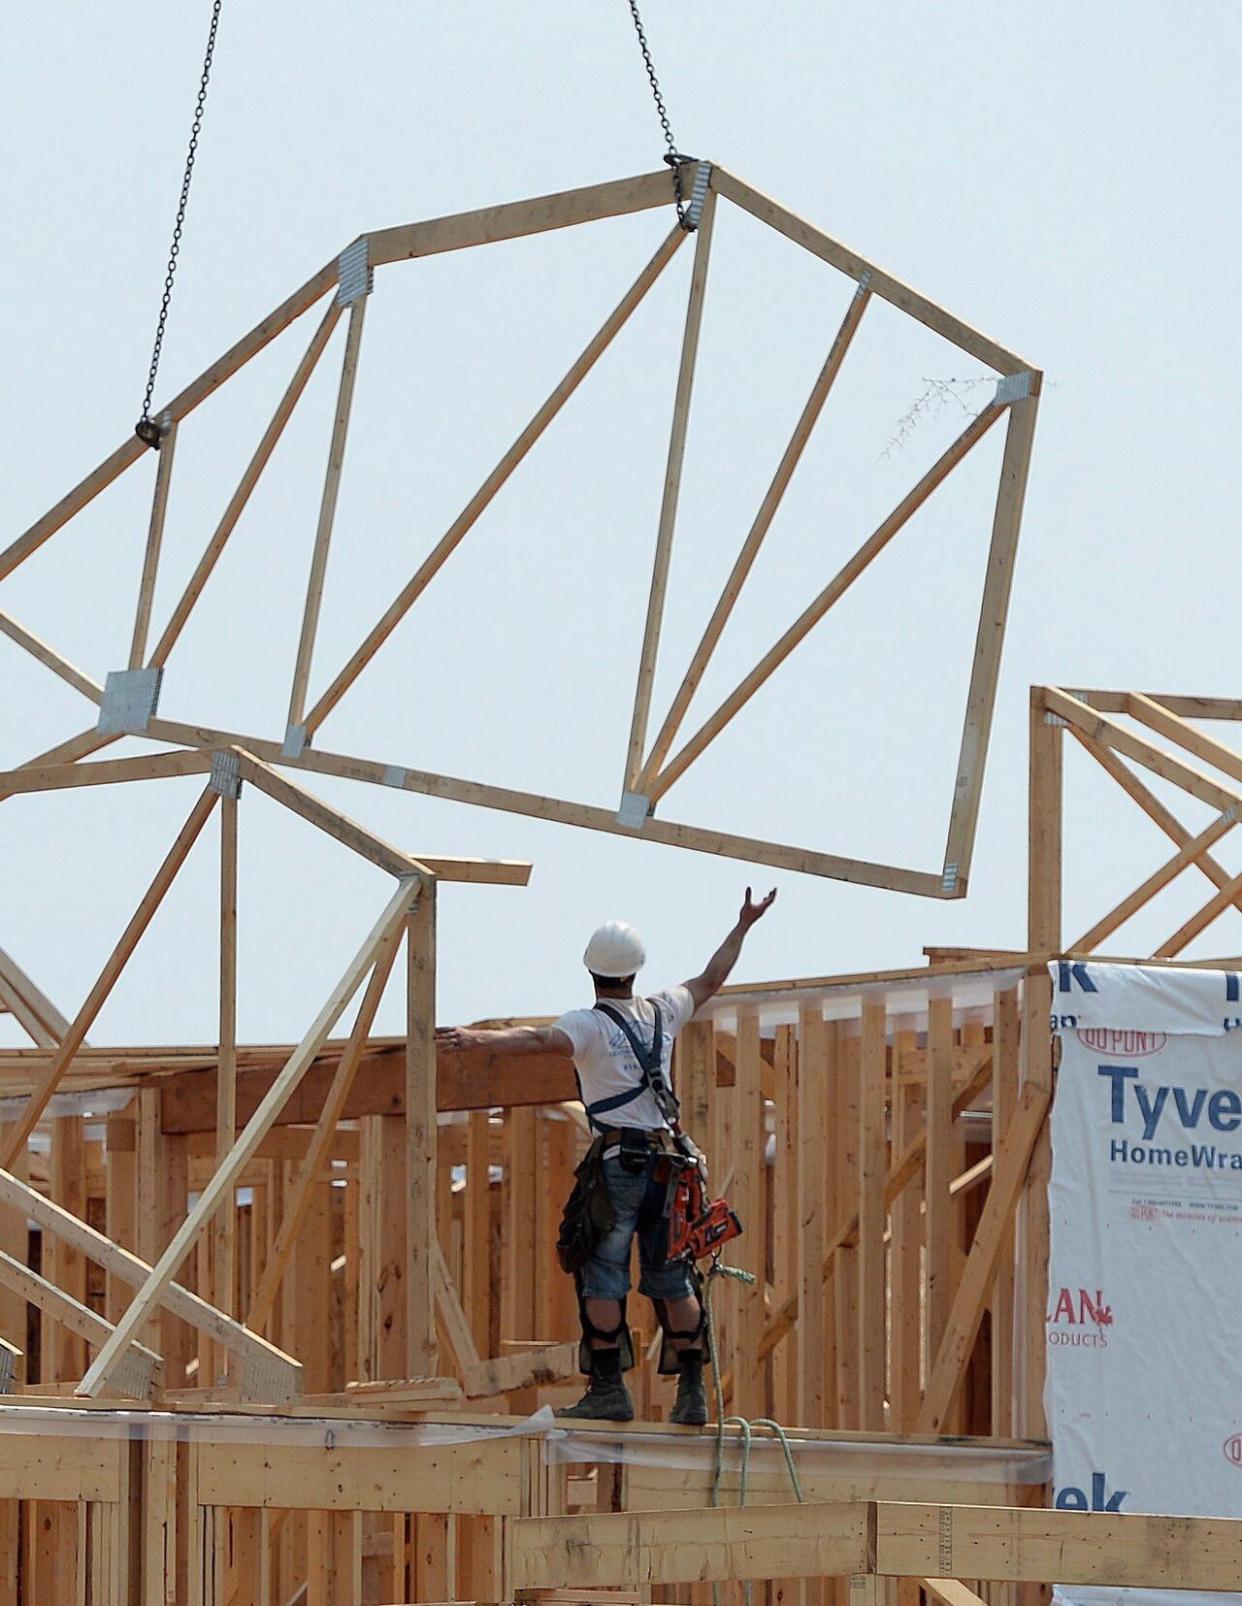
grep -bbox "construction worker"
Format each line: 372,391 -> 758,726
435,887 -> 776,1426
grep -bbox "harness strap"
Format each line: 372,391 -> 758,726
590,1001 -> 681,1131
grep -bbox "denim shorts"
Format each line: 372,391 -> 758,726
579,1154 -> 697,1302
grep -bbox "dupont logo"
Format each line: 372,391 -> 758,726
1225,1434 -> 1242,1468
1077,1028 -> 1167,1057
1047,1287 -> 1113,1349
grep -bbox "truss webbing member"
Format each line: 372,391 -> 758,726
436,887 -> 776,1425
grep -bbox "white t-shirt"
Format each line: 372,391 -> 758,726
554,986 -> 696,1131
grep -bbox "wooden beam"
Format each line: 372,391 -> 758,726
0,785 -> 219,1167
1069,728 -> 1242,919
128,420 -> 179,668
1071,809 -> 1239,951
624,186 -> 718,788
637,271 -> 871,792
76,876 -> 419,1395
0,727 -> 120,803
160,1043 -> 574,1133
943,393 -> 1040,888
0,749 -> 215,795
247,931 -> 401,1328
367,164 -> 697,265
1,262 -> 336,586
1155,867 -> 1242,958
148,298 -> 343,668
510,1501 -> 876,1590
1045,686 -> 1242,815
139,714 -> 948,893
649,403 -> 1007,802
918,1084 -> 1050,1432
874,1501 -> 1242,1590
287,296 -> 367,729
232,748 -> 429,876
0,1247 -> 162,1398
0,610 -> 103,704
302,224 -> 688,738
1127,690 -> 1242,785
0,947 -> 71,1047
712,166 -> 1035,375
461,1341 -> 577,1400
0,1167 -> 300,1389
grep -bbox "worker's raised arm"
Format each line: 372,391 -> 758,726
683,887 -> 777,1012
434,1023 -> 574,1058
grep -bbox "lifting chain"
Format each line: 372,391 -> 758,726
135,0 -> 225,449
624,0 -> 697,230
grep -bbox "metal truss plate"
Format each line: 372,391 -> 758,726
210,750 -> 243,799
994,370 -> 1034,406
97,667 -> 163,735
686,162 -> 712,228
281,723 -> 309,759
617,791 -> 650,830
335,238 -> 373,306
382,764 -> 408,788
941,862 -> 960,894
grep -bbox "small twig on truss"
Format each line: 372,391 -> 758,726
881,376 -> 994,459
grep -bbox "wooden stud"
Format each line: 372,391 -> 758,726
287,298 -> 368,730
624,187 -> 718,787
0,609 -> 103,705
925,998 -> 954,1376
233,748 -> 429,877
713,165 -> 1034,373
649,404 -> 1007,802
990,988 -> 1020,1440
211,791 -> 238,1386
302,224 -> 688,737
918,1085 -> 1050,1432
247,930 -> 401,1328
1071,809 -> 1239,951
77,877 -> 418,1395
796,1007 -> 828,1430
857,1001 -> 887,1430
1044,686 -> 1242,815
732,1009 -> 765,1418
0,749 -> 215,796
1,785 -> 219,1168
1155,867 -> 1242,958
129,421 -> 179,669
638,278 -> 872,792
0,260 -> 336,586
943,395 -> 1041,886
148,300 -> 343,668
1070,729 -> 1242,918
368,164 -> 702,265
406,885 -> 439,1376
888,1030 -> 922,1431
143,712 -> 949,893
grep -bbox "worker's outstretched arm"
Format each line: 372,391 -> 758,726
434,1022 -> 574,1057
684,886 -> 777,1011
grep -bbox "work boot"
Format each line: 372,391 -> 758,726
555,1348 -> 634,1422
669,1350 -> 708,1426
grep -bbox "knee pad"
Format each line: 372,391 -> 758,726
649,1290 -> 708,1376
574,1283 -> 635,1374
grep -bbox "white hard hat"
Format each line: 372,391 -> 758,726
583,920 -> 646,978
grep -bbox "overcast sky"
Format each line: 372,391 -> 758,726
3,4 -> 1242,1047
